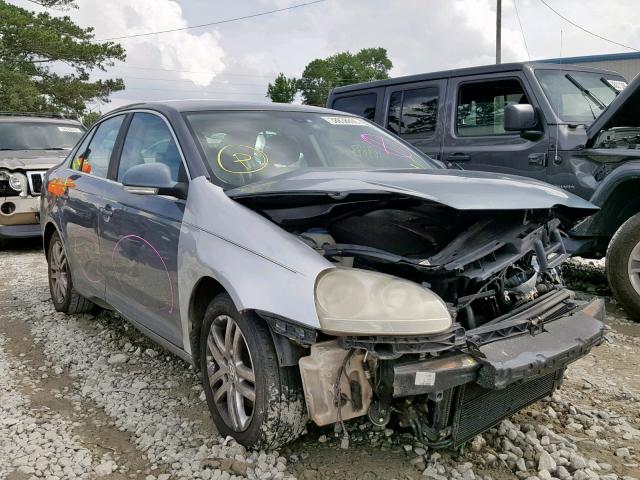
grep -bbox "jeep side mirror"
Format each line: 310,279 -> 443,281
122,163 -> 188,199
504,104 -> 542,140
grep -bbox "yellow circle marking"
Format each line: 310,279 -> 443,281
217,145 -> 269,174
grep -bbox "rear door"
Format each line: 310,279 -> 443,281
383,80 -> 447,160
442,73 -> 550,181
58,114 -> 126,302
100,111 -> 188,347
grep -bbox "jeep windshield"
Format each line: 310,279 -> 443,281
0,121 -> 84,150
185,110 -> 439,188
535,69 -> 626,123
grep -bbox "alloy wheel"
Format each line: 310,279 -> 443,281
205,314 -> 256,432
50,240 -> 69,304
627,240 -> 640,296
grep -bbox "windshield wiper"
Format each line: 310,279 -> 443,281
600,77 -> 620,96
565,74 -> 606,111
27,147 -> 70,150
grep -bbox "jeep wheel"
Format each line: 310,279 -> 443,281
606,212 -> 640,321
200,293 -> 307,449
47,232 -> 95,314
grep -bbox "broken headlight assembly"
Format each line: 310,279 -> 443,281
314,268 -> 452,335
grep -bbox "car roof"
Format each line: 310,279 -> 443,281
330,61 -> 625,95
108,100 -> 352,116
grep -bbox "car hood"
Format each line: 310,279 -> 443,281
586,72 -> 640,145
226,168 -> 597,213
0,150 -> 68,170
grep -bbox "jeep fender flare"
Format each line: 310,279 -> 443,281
572,161 -> 640,238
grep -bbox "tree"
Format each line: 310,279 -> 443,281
0,0 -> 125,116
266,73 -> 298,103
298,48 -> 392,106
81,110 -> 101,127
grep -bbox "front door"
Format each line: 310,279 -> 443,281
101,112 -> 188,347
382,79 -> 447,161
443,73 -> 550,182
58,114 -> 126,302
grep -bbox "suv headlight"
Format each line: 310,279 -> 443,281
315,268 -> 452,335
8,172 -> 28,196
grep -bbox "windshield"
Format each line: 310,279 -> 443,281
0,121 -> 84,150
535,69 -> 626,123
185,111 -> 439,188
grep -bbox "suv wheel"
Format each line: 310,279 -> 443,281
606,212 -> 640,321
47,231 -> 95,314
200,293 -> 307,449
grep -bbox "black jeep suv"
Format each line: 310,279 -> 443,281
328,62 -> 640,320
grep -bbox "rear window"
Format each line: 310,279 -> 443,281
387,87 -> 439,138
332,94 -> 377,120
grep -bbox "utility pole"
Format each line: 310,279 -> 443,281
496,0 -> 502,64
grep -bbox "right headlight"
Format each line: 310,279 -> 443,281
315,268 -> 452,336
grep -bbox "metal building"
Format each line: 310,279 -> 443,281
539,52 -> 640,81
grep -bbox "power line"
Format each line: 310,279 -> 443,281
513,0 -> 530,60
95,0 -> 327,42
538,0 -> 639,52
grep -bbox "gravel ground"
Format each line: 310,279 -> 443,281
0,243 -> 638,480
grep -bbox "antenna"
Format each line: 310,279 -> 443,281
554,29 -> 563,163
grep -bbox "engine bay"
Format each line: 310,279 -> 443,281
239,193 -> 573,331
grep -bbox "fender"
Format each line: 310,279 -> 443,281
571,160 -> 640,238
588,160 -> 640,207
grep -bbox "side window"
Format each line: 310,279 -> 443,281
386,87 -> 439,138
456,79 -> 528,137
117,113 -> 185,183
332,93 -> 377,120
71,115 -> 124,178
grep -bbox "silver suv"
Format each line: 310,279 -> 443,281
41,101 -> 605,449
0,113 -> 84,241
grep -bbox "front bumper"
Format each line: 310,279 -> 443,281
393,298 -> 605,396
390,297 -> 605,447
0,196 -> 41,239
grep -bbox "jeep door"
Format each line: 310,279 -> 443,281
100,112 -> 187,347
382,80 -> 447,160
442,73 -> 549,181
57,114 -> 126,302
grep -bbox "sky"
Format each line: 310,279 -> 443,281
10,0 -> 640,111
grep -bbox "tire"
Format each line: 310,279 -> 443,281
47,231 -> 95,314
606,212 -> 640,321
200,293 -> 307,449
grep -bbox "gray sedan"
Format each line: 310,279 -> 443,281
41,101 -> 605,449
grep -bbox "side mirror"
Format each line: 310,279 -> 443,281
122,163 -> 188,199
504,104 -> 542,139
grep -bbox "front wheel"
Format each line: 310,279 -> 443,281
200,293 -> 307,449
606,212 -> 640,321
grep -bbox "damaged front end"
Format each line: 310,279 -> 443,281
238,187 -> 605,448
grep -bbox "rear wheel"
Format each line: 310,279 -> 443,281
47,231 -> 94,314
200,293 -> 307,449
606,212 -> 640,321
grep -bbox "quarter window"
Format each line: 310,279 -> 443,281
332,94 -> 377,120
386,87 -> 439,138
456,79 -> 528,136
71,115 -> 124,178
117,113 -> 185,183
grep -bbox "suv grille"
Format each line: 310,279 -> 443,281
27,171 -> 45,195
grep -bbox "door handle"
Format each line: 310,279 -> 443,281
100,205 -> 113,221
447,153 -> 470,162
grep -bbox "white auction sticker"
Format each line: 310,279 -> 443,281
322,116 -> 367,126
415,371 -> 436,386
58,126 -> 82,133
